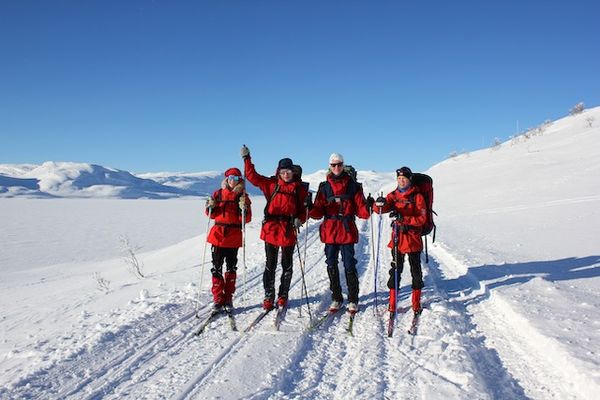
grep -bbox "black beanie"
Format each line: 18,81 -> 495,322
396,166 -> 413,179
278,158 -> 294,170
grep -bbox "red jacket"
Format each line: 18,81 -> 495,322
206,179 -> 252,248
373,185 -> 426,253
309,172 -> 371,244
244,157 -> 308,247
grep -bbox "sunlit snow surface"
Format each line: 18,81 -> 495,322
1,108 -> 599,399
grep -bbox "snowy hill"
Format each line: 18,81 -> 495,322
1,106 -> 599,399
430,106 -> 600,262
0,162 -> 202,199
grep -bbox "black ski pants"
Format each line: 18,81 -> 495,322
263,243 -> 294,300
211,246 -> 239,278
324,243 -> 359,304
388,250 -> 424,290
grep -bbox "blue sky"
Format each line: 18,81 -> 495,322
1,1 -> 599,175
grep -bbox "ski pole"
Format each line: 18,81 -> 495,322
374,192 -> 384,315
302,196 -> 311,303
392,221 -> 399,328
368,193 -> 375,264
196,206 -> 213,317
241,191 -> 247,306
295,228 -> 313,323
241,160 -> 248,306
297,209 -> 309,318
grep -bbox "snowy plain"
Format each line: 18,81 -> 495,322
1,107 -> 599,399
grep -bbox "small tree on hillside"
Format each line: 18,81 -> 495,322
120,235 -> 145,279
490,137 -> 502,151
569,102 -> 585,116
586,116 -> 595,128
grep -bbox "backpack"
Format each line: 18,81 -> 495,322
410,173 -> 436,241
343,165 -> 357,181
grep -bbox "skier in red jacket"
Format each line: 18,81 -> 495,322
241,145 -> 308,310
205,167 -> 252,311
309,153 -> 371,314
371,166 -> 427,315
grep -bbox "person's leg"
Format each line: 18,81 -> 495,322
408,251 -> 424,313
340,244 -> 359,305
223,247 -> 239,306
210,246 -> 226,306
325,244 -> 343,302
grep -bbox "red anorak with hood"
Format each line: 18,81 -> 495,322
206,167 -> 252,248
244,157 -> 308,247
310,171 -> 371,244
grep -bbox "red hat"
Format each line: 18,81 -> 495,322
224,167 -> 242,178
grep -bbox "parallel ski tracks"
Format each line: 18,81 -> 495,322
429,243 -> 600,399
73,222 -> 327,400
172,222 -> 327,399
56,306 -> 201,400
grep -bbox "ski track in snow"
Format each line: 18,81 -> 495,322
1,218 -> 594,399
429,243 -> 600,400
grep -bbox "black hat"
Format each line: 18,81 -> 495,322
396,166 -> 412,179
278,158 -> 294,170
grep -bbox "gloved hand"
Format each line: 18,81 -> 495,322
293,218 -> 302,229
241,145 -> 250,159
375,196 -> 386,208
206,196 -> 216,209
366,195 -> 374,209
304,192 -> 313,210
238,195 -> 246,211
389,210 -> 403,221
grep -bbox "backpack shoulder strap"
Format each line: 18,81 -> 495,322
264,183 -> 279,216
318,177 -> 357,202
215,188 -> 223,202
318,181 -> 333,202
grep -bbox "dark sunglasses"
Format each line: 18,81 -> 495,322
330,163 -> 343,167
227,175 -> 241,181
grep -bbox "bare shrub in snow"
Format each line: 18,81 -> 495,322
586,116 -> 595,128
490,137 -> 502,151
569,102 -> 585,116
120,235 -> 145,279
93,272 -> 111,293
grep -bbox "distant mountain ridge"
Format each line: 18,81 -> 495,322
0,162 -> 265,199
0,162 -> 204,199
0,161 -> 394,199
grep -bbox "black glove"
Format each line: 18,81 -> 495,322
304,192 -> 313,210
389,211 -> 403,221
366,195 -> 374,209
375,196 -> 386,208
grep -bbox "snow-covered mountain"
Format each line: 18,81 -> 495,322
1,106 -> 599,399
138,171 -> 263,196
0,164 -> 390,199
0,162 -> 203,199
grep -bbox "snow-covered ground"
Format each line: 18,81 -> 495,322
1,107 -> 599,399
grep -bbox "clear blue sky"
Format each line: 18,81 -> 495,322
1,1 -> 599,175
